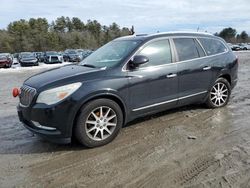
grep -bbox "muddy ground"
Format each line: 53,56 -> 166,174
0,52 -> 250,188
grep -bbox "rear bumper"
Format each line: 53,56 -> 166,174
17,103 -> 72,144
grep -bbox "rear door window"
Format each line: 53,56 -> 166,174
173,38 -> 200,61
137,39 -> 172,67
198,38 -> 227,55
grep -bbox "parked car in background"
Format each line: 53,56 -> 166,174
231,44 -> 241,51
44,51 -> 63,64
238,43 -> 250,50
79,49 -> 94,60
63,49 -> 82,62
35,52 -> 45,62
0,53 -> 13,68
13,53 -> 19,59
17,32 -> 238,147
19,52 -> 38,66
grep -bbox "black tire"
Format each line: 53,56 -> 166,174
75,99 -> 123,147
205,77 -> 231,108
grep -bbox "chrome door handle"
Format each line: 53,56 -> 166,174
166,73 -> 177,78
203,66 -> 211,71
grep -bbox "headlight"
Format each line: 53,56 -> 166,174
36,82 -> 82,105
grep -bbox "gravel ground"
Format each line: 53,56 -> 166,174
0,52 -> 250,187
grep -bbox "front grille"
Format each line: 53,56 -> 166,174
51,56 -> 59,61
20,85 -> 37,107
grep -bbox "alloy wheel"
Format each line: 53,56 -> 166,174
85,106 -> 117,141
210,82 -> 229,107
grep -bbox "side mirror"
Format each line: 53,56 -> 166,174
129,55 -> 149,69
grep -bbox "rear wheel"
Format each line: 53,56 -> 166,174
206,78 -> 231,108
75,99 -> 123,147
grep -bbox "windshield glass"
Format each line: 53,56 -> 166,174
0,53 -> 8,58
21,53 -> 35,58
46,52 -> 58,56
67,50 -> 78,54
80,40 -> 141,68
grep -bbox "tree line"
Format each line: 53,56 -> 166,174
0,17 -> 249,53
215,27 -> 249,43
0,17 -> 133,53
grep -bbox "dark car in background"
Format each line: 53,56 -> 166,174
17,32 -> 238,147
44,51 -> 63,64
77,49 -> 94,60
0,53 -> 13,68
35,52 -> 45,62
19,52 -> 38,66
63,49 -> 82,62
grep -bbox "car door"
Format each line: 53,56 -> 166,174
127,39 -> 178,115
172,38 -> 213,105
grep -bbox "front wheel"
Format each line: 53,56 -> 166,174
206,78 -> 231,108
75,99 -> 123,147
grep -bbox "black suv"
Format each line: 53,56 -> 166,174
17,32 -> 238,147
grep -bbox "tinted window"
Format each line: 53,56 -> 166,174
174,38 -> 199,61
137,39 -> 172,67
198,38 -> 227,55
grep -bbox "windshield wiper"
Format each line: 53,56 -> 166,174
82,64 -> 96,68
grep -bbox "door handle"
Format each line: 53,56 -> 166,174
203,66 -> 211,71
166,73 -> 177,78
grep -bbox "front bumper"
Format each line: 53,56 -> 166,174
17,103 -> 73,144
0,61 -> 11,67
20,61 -> 38,66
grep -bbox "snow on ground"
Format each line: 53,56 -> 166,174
0,62 -> 72,73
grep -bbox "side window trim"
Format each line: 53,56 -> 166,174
194,38 -> 207,57
195,38 -> 207,56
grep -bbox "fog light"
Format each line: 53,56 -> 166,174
31,121 -> 56,131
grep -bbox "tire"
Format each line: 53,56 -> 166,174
205,78 -> 231,108
75,99 -> 123,147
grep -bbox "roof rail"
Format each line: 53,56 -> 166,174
150,31 -> 213,36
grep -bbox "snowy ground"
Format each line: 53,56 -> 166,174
0,59 -> 72,73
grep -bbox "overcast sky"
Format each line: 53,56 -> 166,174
1,0 -> 250,34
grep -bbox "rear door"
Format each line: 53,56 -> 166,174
127,39 -> 178,114
173,38 -> 212,105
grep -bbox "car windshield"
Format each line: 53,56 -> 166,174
80,40 -> 141,68
21,53 -> 35,58
67,50 -> 78,54
46,52 -> 58,56
0,53 -> 8,58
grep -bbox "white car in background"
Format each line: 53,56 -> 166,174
238,43 -> 250,50
44,51 -> 63,64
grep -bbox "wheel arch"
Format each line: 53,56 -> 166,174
71,93 -> 127,137
218,74 -> 231,85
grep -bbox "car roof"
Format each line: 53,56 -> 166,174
115,31 -> 219,42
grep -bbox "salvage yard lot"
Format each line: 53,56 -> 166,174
0,52 -> 250,187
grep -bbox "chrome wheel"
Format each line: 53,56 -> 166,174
210,82 -> 229,107
85,106 -> 117,141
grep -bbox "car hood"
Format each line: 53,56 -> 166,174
24,65 -> 104,89
0,57 -> 7,61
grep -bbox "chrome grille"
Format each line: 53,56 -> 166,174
20,85 -> 37,107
